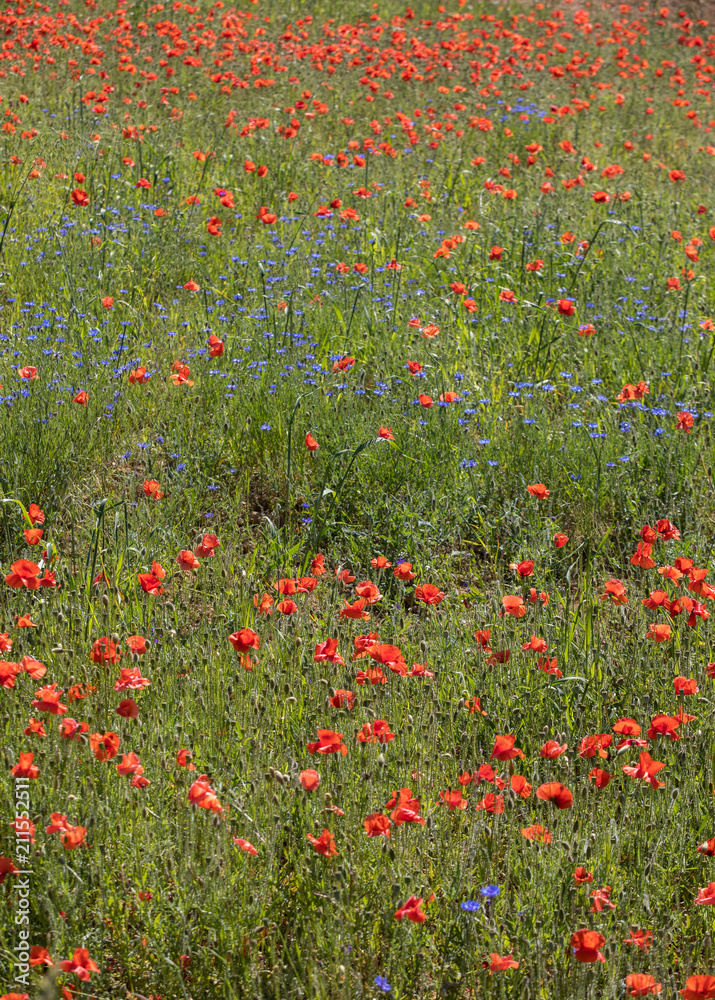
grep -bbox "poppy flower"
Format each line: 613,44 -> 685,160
415,583 -> 445,606
574,866 -> 593,884
698,840 -> 715,857
527,483 -> 549,499
523,635 -> 548,653
394,896 -> 427,922
571,928 -> 605,963
418,393 -> 433,407
31,683 -> 67,715
695,883 -> 715,906
363,813 -> 392,837
521,824 -> 551,842
646,623 -> 671,642
30,946 -> 52,967
228,836 -> 258,857
680,975 -> 715,1000
536,782 -> 573,808
116,699 -> 139,719
491,735 -> 525,761
356,666 -> 387,686
138,573 -> 163,596
0,857 -> 19,884
24,527 -> 43,545
307,828 -> 338,857
439,789 -> 468,810
487,954 -> 519,972
176,749 -> 195,771
510,775 -> 532,798
355,581 -> 383,605
59,718 -> 89,740
188,775 -> 223,813
588,768 -> 613,788
229,628 -> 259,654
626,973 -> 662,996
143,479 -> 164,500
114,667 -> 150,691
371,556 -> 392,570
11,752 -> 40,778
339,598 -> 370,620
305,432 -> 319,451
329,689 -> 354,709
177,549 -> 200,573
475,792 -> 505,813
465,695 -> 486,714
513,559 -> 534,577
299,769 -> 320,791
646,715 -> 681,741
539,740 -> 567,759
71,189 -> 89,207
357,720 -> 395,744
314,639 -> 345,665
89,731 -> 121,761
129,366 -> 149,384
73,391 -> 88,405
126,635 -> 147,655
632,543 -> 655,569
590,885 -> 616,912
59,948 -> 100,981
537,656 -> 562,677
5,559 -> 41,589
501,595 -> 526,618
674,676 -> 698,695
368,644 -> 407,675
578,734 -> 612,759
623,752 -> 665,789
24,718 -> 47,738
307,729 -> 347,756
91,636 -> 121,664
601,579 -> 627,604
388,788 -> 426,826
656,518 -> 680,541
394,562 -> 416,581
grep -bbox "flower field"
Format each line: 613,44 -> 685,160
2,0 -> 715,996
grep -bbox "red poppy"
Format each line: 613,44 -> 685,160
138,572 -> 163,596
502,595 -> 526,618
695,883 -> 715,906
11,752 -> 40,778
31,683 -> 67,715
357,720 -> 395,744
306,729 -> 348,756
299,769 -> 320,791
475,792 -> 505,813
229,628 -> 260,654
626,973 -> 662,996
305,432 -> 319,451
491,734 -> 525,761
536,782 -> 573,808
510,775 -> 532,798
487,954 -> 519,971
571,928 -> 605,963
539,739 -> 567,759
339,598 -> 370,620
59,948 -> 100,981
363,813 -> 392,837
394,562 -> 416,581
681,976 -> 715,1000
89,731 -> 121,761
573,867 -> 593,885
623,752 -> 665,789
5,559 -> 41,589
307,828 -> 338,857
415,583 -> 445,605
527,483 -> 549,498
588,768 -> 613,788
439,789 -> 468,810
394,895 -> 427,922
233,837 -> 257,856
521,824 -> 551,842
71,189 -> 89,207
601,579 -> 627,604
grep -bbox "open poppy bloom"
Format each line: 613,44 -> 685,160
307,729 -> 348,756
695,883 -> 715,906
234,837 -> 258,855
626,973 -> 662,996
573,867 -> 593,884
368,644 -> 407,675
188,775 -> 223,813
539,740 -> 567,759
363,813 -> 392,837
623,752 -> 665,789
536,782 -> 573,808
394,562 -> 416,581
491,734 -> 525,761
357,720 -> 395,744
521,824 -> 551,842
387,788 -> 426,826
415,583 -> 445,605
527,483 -> 549,499
5,560 -> 41,589
89,731 -> 121,761
229,628 -> 260,654
394,895 -> 427,922
487,954 -> 519,971
439,789 -> 468,810
570,928 -> 605,963
59,948 -> 100,981
11,752 -> 40,778
510,775 -> 532,798
501,595 -> 526,618
305,826 -> 340,860
475,792 -> 505,814
681,977 -> 715,1000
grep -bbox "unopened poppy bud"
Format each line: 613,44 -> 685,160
102,593 -> 109,607
324,792 -> 332,803
295,637 -> 302,647
272,793 -> 280,805
246,417 -> 252,427
111,632 -> 120,644
377,753 -> 386,766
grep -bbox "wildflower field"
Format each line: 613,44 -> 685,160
4,0 -> 715,996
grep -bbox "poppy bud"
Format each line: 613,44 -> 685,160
377,754 -> 386,766
102,594 -> 109,607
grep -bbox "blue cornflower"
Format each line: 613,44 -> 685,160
374,976 -> 392,992
461,900 -> 481,913
481,885 -> 500,899
260,424 -> 271,431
